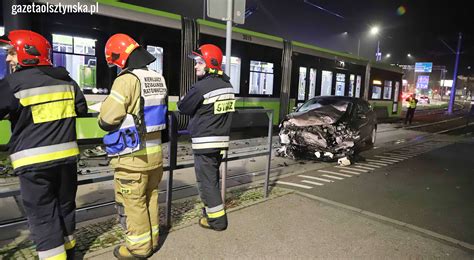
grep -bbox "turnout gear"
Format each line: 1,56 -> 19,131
0,30 -> 52,66
99,35 -> 166,258
0,30 -> 87,260
105,33 -> 140,69
178,44 -> 234,231
404,96 -> 418,125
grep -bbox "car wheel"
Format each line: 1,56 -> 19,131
366,127 -> 376,146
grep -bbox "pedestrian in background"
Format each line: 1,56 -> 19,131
405,94 -> 418,125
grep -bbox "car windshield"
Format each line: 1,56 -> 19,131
298,98 -> 350,113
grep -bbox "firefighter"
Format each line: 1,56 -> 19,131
0,30 -> 88,259
99,33 -> 167,259
177,44 -> 235,231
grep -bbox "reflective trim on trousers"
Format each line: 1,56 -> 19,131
206,204 -> 224,214
192,142 -> 229,150
10,142 -> 79,169
192,136 -> 229,143
37,244 -> 66,260
126,231 -> 151,245
152,225 -> 159,236
207,209 -> 226,219
64,235 -> 76,250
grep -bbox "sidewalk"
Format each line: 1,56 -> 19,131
88,191 -> 473,259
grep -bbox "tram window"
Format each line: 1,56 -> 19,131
349,74 -> 355,97
371,86 -> 382,99
297,67 -> 307,101
249,60 -> 274,95
0,48 -> 7,80
335,73 -> 345,96
355,75 -> 362,98
383,80 -> 392,100
394,81 -> 400,102
321,70 -> 333,96
146,45 -> 163,75
222,56 -> 241,94
308,68 -> 317,99
52,34 -> 96,91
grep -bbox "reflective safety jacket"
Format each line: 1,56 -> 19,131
406,97 -> 418,108
99,68 -> 167,170
177,74 -> 235,154
0,66 -> 88,173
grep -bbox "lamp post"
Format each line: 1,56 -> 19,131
370,26 -> 382,61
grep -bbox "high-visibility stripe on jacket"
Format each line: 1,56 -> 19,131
0,67 -> 87,173
177,75 -> 235,154
408,98 -> 417,108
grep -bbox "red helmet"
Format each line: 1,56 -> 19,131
189,44 -> 223,70
0,30 -> 52,66
105,33 -> 139,69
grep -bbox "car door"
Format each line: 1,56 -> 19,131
350,101 -> 370,141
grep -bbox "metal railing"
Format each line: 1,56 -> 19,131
0,109 -> 274,229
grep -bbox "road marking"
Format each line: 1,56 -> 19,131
275,181 -> 312,189
338,169 -> 361,175
318,170 -> 352,177
383,154 -> 411,159
366,159 -> 391,166
299,175 -> 334,183
378,158 -> 403,163
355,163 -> 381,168
374,155 -> 405,161
335,166 -> 368,172
322,174 -> 344,180
354,165 -> 375,170
301,180 -> 324,186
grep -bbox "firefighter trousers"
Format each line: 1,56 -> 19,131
19,163 -> 77,260
194,152 -> 228,230
114,167 -> 163,257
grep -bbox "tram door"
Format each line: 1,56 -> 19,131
297,67 -> 317,108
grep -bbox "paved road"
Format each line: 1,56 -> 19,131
276,135 -> 474,248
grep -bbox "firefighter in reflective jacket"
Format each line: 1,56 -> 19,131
178,44 -> 235,231
0,30 -> 87,260
99,34 -> 167,259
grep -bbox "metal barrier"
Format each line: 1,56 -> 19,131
0,109 -> 274,230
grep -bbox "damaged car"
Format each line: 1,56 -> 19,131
277,96 -> 377,161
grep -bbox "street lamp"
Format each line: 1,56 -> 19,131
385,53 -> 391,58
370,26 -> 381,61
407,53 -> 412,57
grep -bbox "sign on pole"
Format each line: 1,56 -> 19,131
416,75 -> 430,89
207,0 -> 246,24
415,62 -> 433,73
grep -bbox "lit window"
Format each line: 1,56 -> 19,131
372,86 -> 382,99
52,34 -> 97,92
355,75 -> 362,98
394,81 -> 400,102
308,68 -> 317,99
335,73 -> 345,96
249,60 -> 273,95
146,45 -> 164,75
383,80 -> 392,100
321,70 -> 333,96
0,27 -> 6,80
349,74 -> 355,97
222,56 -> 241,94
297,67 -> 307,101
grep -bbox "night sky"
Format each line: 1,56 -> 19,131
123,0 -> 473,77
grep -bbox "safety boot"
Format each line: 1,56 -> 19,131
113,245 -> 147,260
